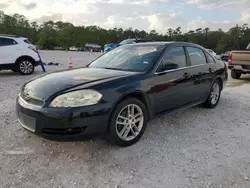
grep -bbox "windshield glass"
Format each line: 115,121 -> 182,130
89,45 -> 164,72
120,39 -> 136,45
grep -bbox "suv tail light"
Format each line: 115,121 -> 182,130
228,52 -> 232,64
28,46 -> 37,53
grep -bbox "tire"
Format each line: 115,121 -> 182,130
17,59 -> 35,75
203,79 -> 221,108
231,71 -> 241,79
108,98 -> 148,147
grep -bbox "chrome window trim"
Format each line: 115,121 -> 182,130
154,62 -> 215,75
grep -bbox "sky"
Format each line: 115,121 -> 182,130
1,0 -> 250,33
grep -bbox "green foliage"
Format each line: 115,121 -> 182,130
1,11 -> 250,53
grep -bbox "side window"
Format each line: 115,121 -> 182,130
0,38 -> 17,46
24,39 -> 31,44
157,47 -> 186,72
205,52 -> 216,63
186,47 -> 207,66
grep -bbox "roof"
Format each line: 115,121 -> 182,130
129,41 -> 201,46
123,41 -> 205,51
0,34 -> 20,38
131,41 -> 173,46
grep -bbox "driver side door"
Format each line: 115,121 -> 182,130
150,46 -> 195,115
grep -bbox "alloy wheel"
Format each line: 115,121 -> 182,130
210,82 -> 220,105
20,61 -> 34,74
115,104 -> 144,141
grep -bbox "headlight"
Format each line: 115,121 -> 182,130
49,90 -> 102,107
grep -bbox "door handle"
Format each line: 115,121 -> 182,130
208,68 -> 214,73
183,72 -> 191,78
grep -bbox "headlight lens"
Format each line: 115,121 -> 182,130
49,90 -> 102,107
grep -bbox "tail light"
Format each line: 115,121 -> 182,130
228,52 -> 232,64
28,46 -> 37,53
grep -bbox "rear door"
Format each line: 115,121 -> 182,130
185,46 -> 216,101
150,46 -> 195,114
0,37 -> 21,65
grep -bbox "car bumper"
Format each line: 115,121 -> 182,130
228,65 -> 250,73
34,60 -> 41,66
16,96 -> 111,140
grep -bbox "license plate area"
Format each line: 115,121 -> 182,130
18,112 -> 36,132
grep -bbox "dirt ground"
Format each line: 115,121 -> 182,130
0,51 -> 250,188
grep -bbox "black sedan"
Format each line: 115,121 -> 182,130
16,42 -> 228,146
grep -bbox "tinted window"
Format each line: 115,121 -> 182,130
186,47 -> 207,66
0,38 -> 17,46
157,47 -> 186,72
205,52 -> 216,63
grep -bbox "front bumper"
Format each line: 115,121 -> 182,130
16,96 -> 111,139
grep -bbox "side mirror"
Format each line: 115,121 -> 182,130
158,62 -> 178,72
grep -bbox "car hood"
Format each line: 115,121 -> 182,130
22,67 -> 136,101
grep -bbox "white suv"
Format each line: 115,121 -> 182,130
0,35 -> 40,75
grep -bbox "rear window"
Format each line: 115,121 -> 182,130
24,40 -> 31,44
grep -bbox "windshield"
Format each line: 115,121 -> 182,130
89,45 -> 164,72
119,39 -> 136,45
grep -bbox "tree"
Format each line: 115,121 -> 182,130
1,11 -> 250,52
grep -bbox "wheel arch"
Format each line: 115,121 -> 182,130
15,56 -> 35,68
106,90 -> 152,134
215,76 -> 223,90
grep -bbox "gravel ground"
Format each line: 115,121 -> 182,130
0,51 -> 250,188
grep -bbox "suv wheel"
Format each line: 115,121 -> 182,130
203,80 -> 221,108
108,98 -> 148,147
231,71 -> 241,79
18,59 -> 34,75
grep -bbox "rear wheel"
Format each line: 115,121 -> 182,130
231,71 -> 241,79
18,59 -> 34,75
203,80 -> 221,108
108,98 -> 148,147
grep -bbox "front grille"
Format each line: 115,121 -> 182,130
242,65 -> 250,70
43,127 -> 86,135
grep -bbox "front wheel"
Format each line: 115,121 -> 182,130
203,80 -> 221,108
108,98 -> 148,147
